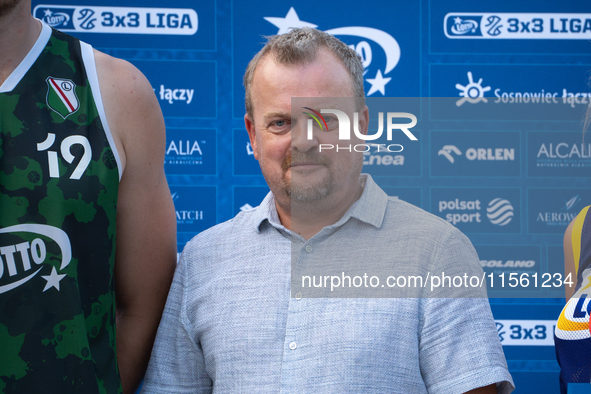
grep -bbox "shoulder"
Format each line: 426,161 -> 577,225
380,198 -> 479,273
93,50 -> 163,171
565,205 -> 591,248
181,207 -> 264,257
93,50 -> 151,96
383,197 -> 460,241
93,50 -> 157,116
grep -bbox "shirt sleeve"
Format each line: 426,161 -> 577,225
418,227 -> 515,394
141,242 -> 212,394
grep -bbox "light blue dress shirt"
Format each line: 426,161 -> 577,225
142,175 -> 514,394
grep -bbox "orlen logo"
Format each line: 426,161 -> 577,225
438,145 -> 462,163
0,224 -> 71,294
303,107 -> 417,153
438,145 -> 515,163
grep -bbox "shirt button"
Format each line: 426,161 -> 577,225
289,341 -> 297,350
295,292 -> 302,300
305,245 -> 312,253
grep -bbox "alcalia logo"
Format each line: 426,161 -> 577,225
438,144 -> 515,163
303,107 -> 417,152
167,140 -> 203,156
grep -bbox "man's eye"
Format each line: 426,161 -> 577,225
274,120 -> 285,127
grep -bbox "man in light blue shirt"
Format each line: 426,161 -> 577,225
142,28 -> 514,393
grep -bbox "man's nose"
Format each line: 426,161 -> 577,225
291,118 -> 319,152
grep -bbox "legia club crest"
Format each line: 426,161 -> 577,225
46,77 -> 79,118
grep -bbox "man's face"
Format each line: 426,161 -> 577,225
244,49 -> 367,205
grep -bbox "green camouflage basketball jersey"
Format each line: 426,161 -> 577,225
0,22 -> 122,393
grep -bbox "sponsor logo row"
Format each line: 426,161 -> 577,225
231,129 -> 590,178
432,188 -> 590,234
222,184 -> 590,235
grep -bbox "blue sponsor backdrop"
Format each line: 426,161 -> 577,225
34,0 -> 591,392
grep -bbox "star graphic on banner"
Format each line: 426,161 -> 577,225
454,17 -> 463,25
264,7 -> 317,35
44,9 -> 52,17
41,267 -> 66,292
366,69 -> 391,96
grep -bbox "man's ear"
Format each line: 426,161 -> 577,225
244,113 -> 259,160
358,105 -> 369,136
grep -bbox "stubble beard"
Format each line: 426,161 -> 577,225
0,0 -> 21,18
282,150 -> 333,202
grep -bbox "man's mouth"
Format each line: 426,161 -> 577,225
290,161 -> 324,167
282,151 -> 331,173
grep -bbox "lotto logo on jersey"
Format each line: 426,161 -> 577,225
555,279 -> 591,341
0,224 -> 72,294
46,77 -> 79,119
34,5 -> 197,35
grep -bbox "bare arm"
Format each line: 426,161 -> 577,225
564,218 -> 576,300
95,50 -> 177,394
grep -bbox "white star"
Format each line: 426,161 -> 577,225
454,17 -> 463,25
366,69 -> 391,96
41,267 -> 66,292
44,9 -> 52,17
264,7 -> 317,35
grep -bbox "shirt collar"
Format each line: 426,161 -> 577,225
253,174 -> 388,233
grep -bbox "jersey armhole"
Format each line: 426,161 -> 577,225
572,205 -> 590,275
79,42 -> 123,181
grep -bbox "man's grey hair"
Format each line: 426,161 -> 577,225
243,27 -> 365,120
